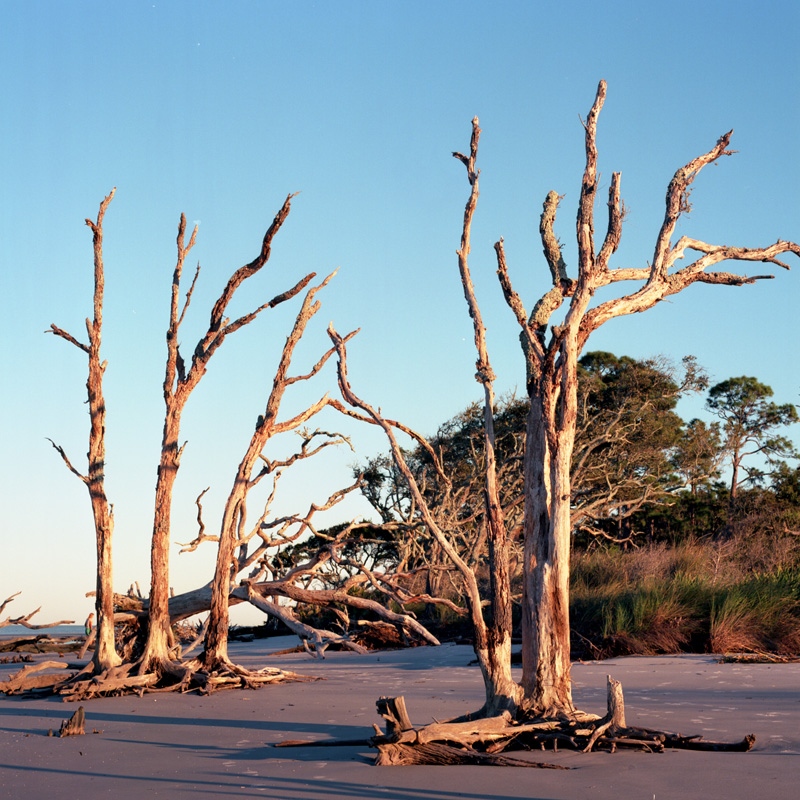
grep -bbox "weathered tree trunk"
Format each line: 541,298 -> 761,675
491,80 -> 799,718
84,194 -> 121,673
520,391 -> 574,716
452,119 -> 520,717
49,190 -> 121,674
58,706 -> 85,737
140,403 -> 184,672
140,195 -> 310,674
202,481 -> 243,665
140,210 -> 198,673
201,272 -> 338,669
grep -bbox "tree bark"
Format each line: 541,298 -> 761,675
58,706 -> 85,737
520,390 -> 574,715
201,271 -> 339,668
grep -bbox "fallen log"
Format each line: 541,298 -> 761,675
0,660 -> 74,694
0,636 -> 84,654
371,695 -> 567,768
374,741 -> 569,768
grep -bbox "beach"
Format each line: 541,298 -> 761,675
1,637 -> 798,799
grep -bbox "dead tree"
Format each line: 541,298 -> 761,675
332,79 -> 797,736
47,189 -> 121,673
485,82 -> 798,716
194,270 -> 356,672
8,191 -> 428,699
140,193 -> 316,673
0,593 -> 73,631
367,680 -> 754,765
328,326 -> 522,714
451,120 -> 517,713
356,399 -> 526,613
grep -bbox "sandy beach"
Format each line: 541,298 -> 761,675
1,637 -> 798,799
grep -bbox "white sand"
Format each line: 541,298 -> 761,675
2,638 -> 798,799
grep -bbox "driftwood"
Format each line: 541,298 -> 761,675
374,741 -> 568,768
0,651 -> 314,700
0,592 -> 74,631
0,661 -> 76,694
369,677 -> 756,765
59,706 -> 85,737
269,675 -> 755,768
0,635 -> 83,654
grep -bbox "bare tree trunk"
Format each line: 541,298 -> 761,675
138,195 -> 312,673
493,80 -> 798,717
329,327 -> 522,717
453,119 -> 518,716
517,380 -> 574,716
49,189 -> 120,673
201,271 -> 340,668
140,403 -> 183,670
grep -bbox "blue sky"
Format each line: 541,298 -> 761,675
2,0 -> 798,625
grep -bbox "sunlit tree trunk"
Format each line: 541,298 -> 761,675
493,81 -> 798,717
49,189 -> 121,673
139,193 -> 315,673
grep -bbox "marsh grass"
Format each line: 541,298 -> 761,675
570,542 -> 800,658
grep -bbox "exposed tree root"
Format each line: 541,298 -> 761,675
0,651 -> 315,700
373,741 -> 569,768
368,677 -> 756,765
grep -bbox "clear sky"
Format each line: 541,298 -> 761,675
2,0 -> 798,625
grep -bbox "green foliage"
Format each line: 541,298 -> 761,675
706,376 -> 798,498
338,355 -> 800,638
572,353 -> 703,543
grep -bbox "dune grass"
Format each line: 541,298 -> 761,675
570,541 -> 800,658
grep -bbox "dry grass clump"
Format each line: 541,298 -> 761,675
570,541 -> 800,659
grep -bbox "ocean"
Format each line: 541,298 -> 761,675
1,625 -> 85,637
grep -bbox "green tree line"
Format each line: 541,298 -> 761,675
353,353 -> 798,580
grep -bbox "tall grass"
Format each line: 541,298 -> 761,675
570,541 -> 800,658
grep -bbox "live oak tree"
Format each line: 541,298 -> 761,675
357,353 -> 703,573
706,376 -> 798,503
571,353 -> 705,544
672,418 -> 724,496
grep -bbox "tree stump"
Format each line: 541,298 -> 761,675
59,706 -> 85,737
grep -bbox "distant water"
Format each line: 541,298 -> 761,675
1,625 -> 85,638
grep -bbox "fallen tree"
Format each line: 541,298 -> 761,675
368,682 -> 755,765
0,592 -> 74,632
